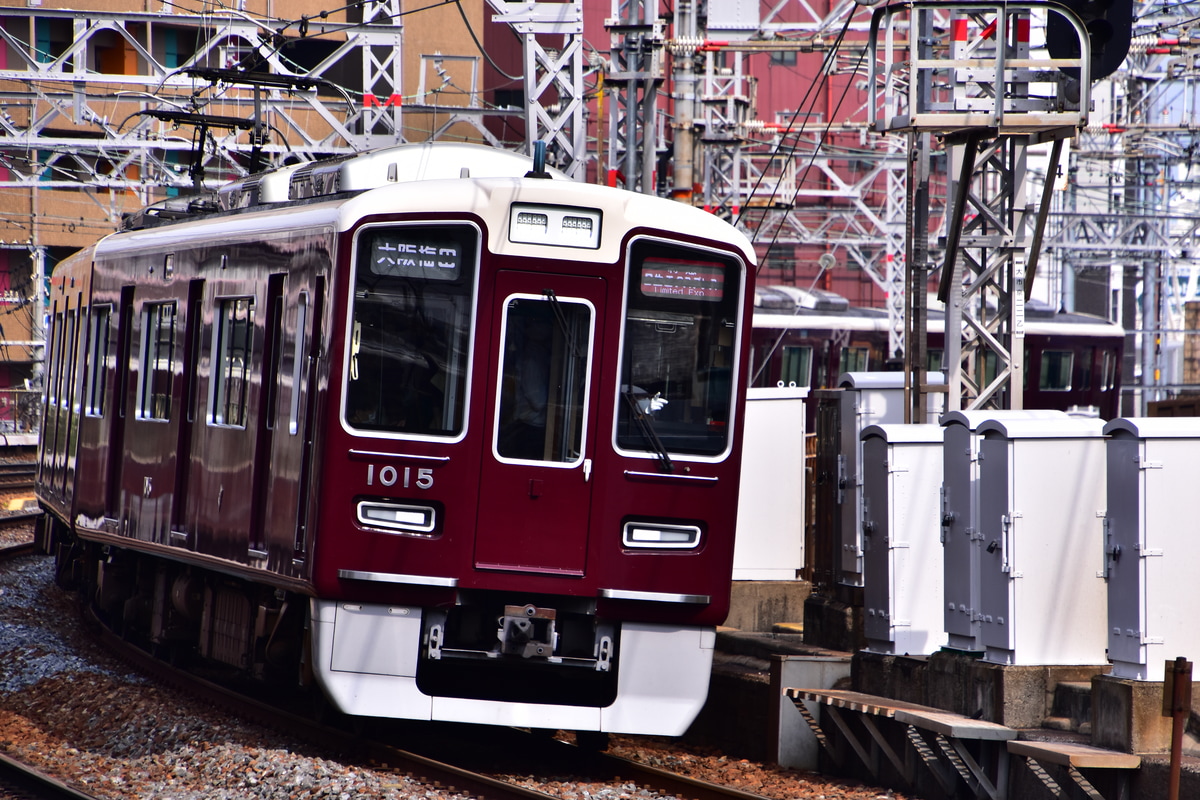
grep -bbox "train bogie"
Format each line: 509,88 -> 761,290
37,142 -> 756,736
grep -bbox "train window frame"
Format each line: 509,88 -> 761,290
136,301 -> 177,422
492,292 -> 596,467
209,296 -> 255,428
614,236 -> 745,462
1101,349 -> 1117,391
289,291 -> 309,436
1039,349 -> 1074,392
779,345 -> 812,389
47,309 -> 63,407
84,304 -> 113,418
840,345 -> 870,373
61,307 -> 78,413
342,221 -> 481,443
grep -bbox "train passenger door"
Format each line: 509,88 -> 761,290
475,272 -> 605,575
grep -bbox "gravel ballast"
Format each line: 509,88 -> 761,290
1,537 -> 903,799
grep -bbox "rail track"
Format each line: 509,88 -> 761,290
90,603 -> 771,800
2,541 -> 776,800
0,541 -> 36,560
0,544 -> 104,800
0,462 -> 35,492
0,750 -> 103,800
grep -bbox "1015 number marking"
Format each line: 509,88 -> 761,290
366,464 -> 434,489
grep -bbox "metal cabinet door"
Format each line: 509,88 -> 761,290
942,423 -> 978,643
1105,433 -> 1145,667
861,435 -> 891,644
978,434 -> 1014,652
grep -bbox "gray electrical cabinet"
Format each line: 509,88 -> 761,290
976,417 -> 1108,666
1104,417 -> 1200,681
939,410 -> 1067,652
861,424 -> 946,655
833,372 -> 944,588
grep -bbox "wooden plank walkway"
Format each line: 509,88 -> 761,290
784,688 -> 1143,800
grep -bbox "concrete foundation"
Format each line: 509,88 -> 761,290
726,580 -> 811,633
1092,673 -> 1200,755
802,591 -> 863,653
697,631 -> 1200,799
852,649 -> 1107,729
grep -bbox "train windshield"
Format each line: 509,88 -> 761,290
617,240 -> 742,458
346,224 -> 477,437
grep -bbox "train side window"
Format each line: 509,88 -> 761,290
263,279 -> 285,430
927,349 -> 944,373
84,305 -> 113,417
137,303 -> 176,421
1079,346 -> 1095,391
780,346 -> 811,388
1101,350 -> 1117,391
47,310 -> 63,407
1039,349 -> 1073,391
289,292 -> 309,436
62,308 -> 78,412
841,346 -> 869,373
210,297 -> 255,428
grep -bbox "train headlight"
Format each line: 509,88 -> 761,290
622,521 -> 701,550
357,501 -> 436,534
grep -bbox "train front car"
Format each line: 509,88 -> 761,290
310,151 -> 756,735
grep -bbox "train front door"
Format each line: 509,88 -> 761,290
475,271 -> 605,575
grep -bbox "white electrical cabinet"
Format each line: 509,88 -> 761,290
833,372 -> 944,588
1103,417 -> 1200,681
939,410 -> 1068,652
976,417 -> 1108,666
861,424 -> 946,655
734,387 -> 808,580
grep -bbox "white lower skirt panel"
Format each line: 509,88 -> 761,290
309,600 -> 715,734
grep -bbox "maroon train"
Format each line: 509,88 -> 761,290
751,286 -> 1124,419
36,142 -> 756,736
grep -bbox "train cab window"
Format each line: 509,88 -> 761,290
346,224 -> 477,437
211,297 -> 255,427
84,305 -> 113,417
137,302 -> 176,421
1039,349 -> 1074,391
780,345 -> 811,388
841,346 -> 869,373
496,295 -> 593,463
617,241 -> 743,458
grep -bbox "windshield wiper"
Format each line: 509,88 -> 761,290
623,391 -> 673,473
543,289 -> 582,358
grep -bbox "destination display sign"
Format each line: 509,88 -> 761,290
640,260 -> 725,301
369,230 -> 464,280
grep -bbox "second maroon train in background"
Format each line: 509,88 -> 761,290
750,285 -> 1124,420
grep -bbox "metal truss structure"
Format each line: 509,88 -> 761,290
0,2 -> 405,199
486,1 -> 587,180
676,0 -> 919,362
8,0 -> 1200,414
869,0 -> 1090,419
605,0 -> 666,193
1040,6 -> 1200,407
